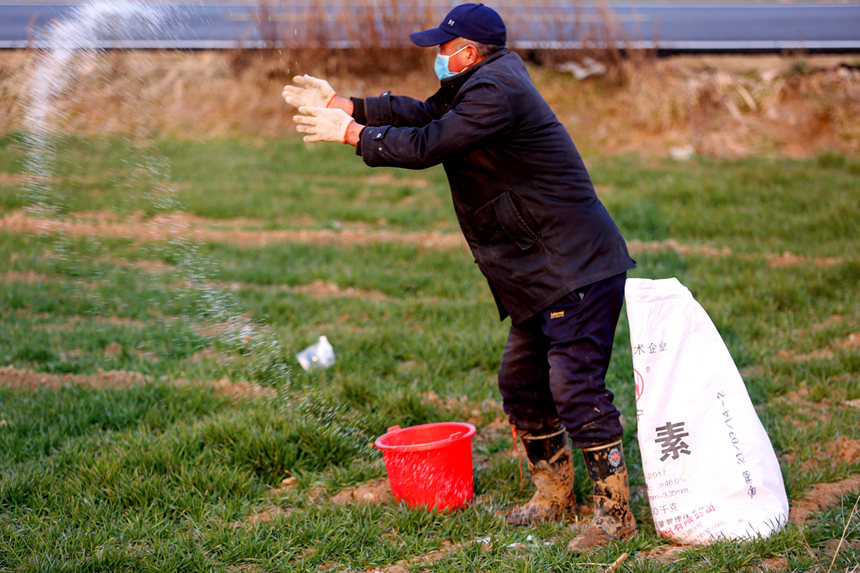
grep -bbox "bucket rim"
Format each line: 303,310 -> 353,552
374,421 -> 476,451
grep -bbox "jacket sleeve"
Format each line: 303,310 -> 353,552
358,79 -> 515,170
359,93 -> 440,127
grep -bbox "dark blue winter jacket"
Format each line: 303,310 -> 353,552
352,49 -> 634,324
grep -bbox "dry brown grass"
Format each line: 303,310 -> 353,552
538,54 -> 860,156
1,46 -> 857,157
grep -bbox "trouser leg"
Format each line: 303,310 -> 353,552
498,272 -> 626,447
497,321 -> 559,433
545,272 -> 626,448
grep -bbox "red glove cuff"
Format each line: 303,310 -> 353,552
342,119 -> 356,144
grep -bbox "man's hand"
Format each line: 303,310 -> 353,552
293,106 -> 356,144
282,75 -> 336,109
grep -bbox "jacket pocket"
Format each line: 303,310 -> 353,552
474,191 -> 540,250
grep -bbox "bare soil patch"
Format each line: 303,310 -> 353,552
811,315 -> 848,331
361,172 -> 430,189
835,333 -> 860,350
636,545 -> 690,563
628,238 -> 733,258
288,172 -> 431,189
0,211 -> 467,250
329,477 -> 394,506
215,278 -> 391,301
233,505 -> 294,528
766,251 -> 845,268
0,365 -> 274,400
130,259 -> 176,274
775,332 -> 860,362
369,540 -> 464,573
789,475 -> 860,524
0,172 -> 55,186
0,365 -> 147,391
0,270 -> 54,283
288,279 -> 389,301
776,386 -> 852,434
756,556 -> 789,572
186,348 -> 225,364
791,436 -> 860,473
209,378 -> 276,401
237,477 -> 394,532
191,315 -> 257,339
46,314 -> 149,329
627,239 -> 845,268
824,437 -> 860,466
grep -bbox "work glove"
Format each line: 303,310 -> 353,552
293,106 -> 355,144
282,75 -> 337,109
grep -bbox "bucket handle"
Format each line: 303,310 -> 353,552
384,426 -> 466,442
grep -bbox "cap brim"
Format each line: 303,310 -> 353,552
408,27 -> 457,47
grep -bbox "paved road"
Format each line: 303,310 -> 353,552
1,1 -> 859,52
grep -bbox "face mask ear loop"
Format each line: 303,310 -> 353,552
446,44 -> 470,65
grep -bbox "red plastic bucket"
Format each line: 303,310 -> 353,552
374,422 -> 477,511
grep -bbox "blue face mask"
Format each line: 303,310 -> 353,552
434,45 -> 469,81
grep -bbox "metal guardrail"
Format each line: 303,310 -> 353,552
1,1 -> 859,53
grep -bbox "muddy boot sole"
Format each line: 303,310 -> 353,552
567,516 -> 637,552
505,497 -> 577,526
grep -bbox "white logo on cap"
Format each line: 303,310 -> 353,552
447,19 -> 455,26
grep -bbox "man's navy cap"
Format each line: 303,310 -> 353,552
409,3 -> 506,47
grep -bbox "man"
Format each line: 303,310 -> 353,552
283,3 -> 637,551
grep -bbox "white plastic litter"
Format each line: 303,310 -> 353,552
556,57 -> 607,80
625,277 -> 789,544
669,144 -> 696,161
477,535 -> 554,549
296,335 -> 335,371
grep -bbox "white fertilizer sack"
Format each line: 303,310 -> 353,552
625,277 -> 789,544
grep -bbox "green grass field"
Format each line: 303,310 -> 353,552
0,134 -> 857,571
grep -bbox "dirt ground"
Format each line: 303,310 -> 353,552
1,49 -> 858,157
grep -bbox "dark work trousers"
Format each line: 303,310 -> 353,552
497,272 -> 626,450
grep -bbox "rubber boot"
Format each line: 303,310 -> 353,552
505,425 -> 576,526
567,439 -> 637,552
